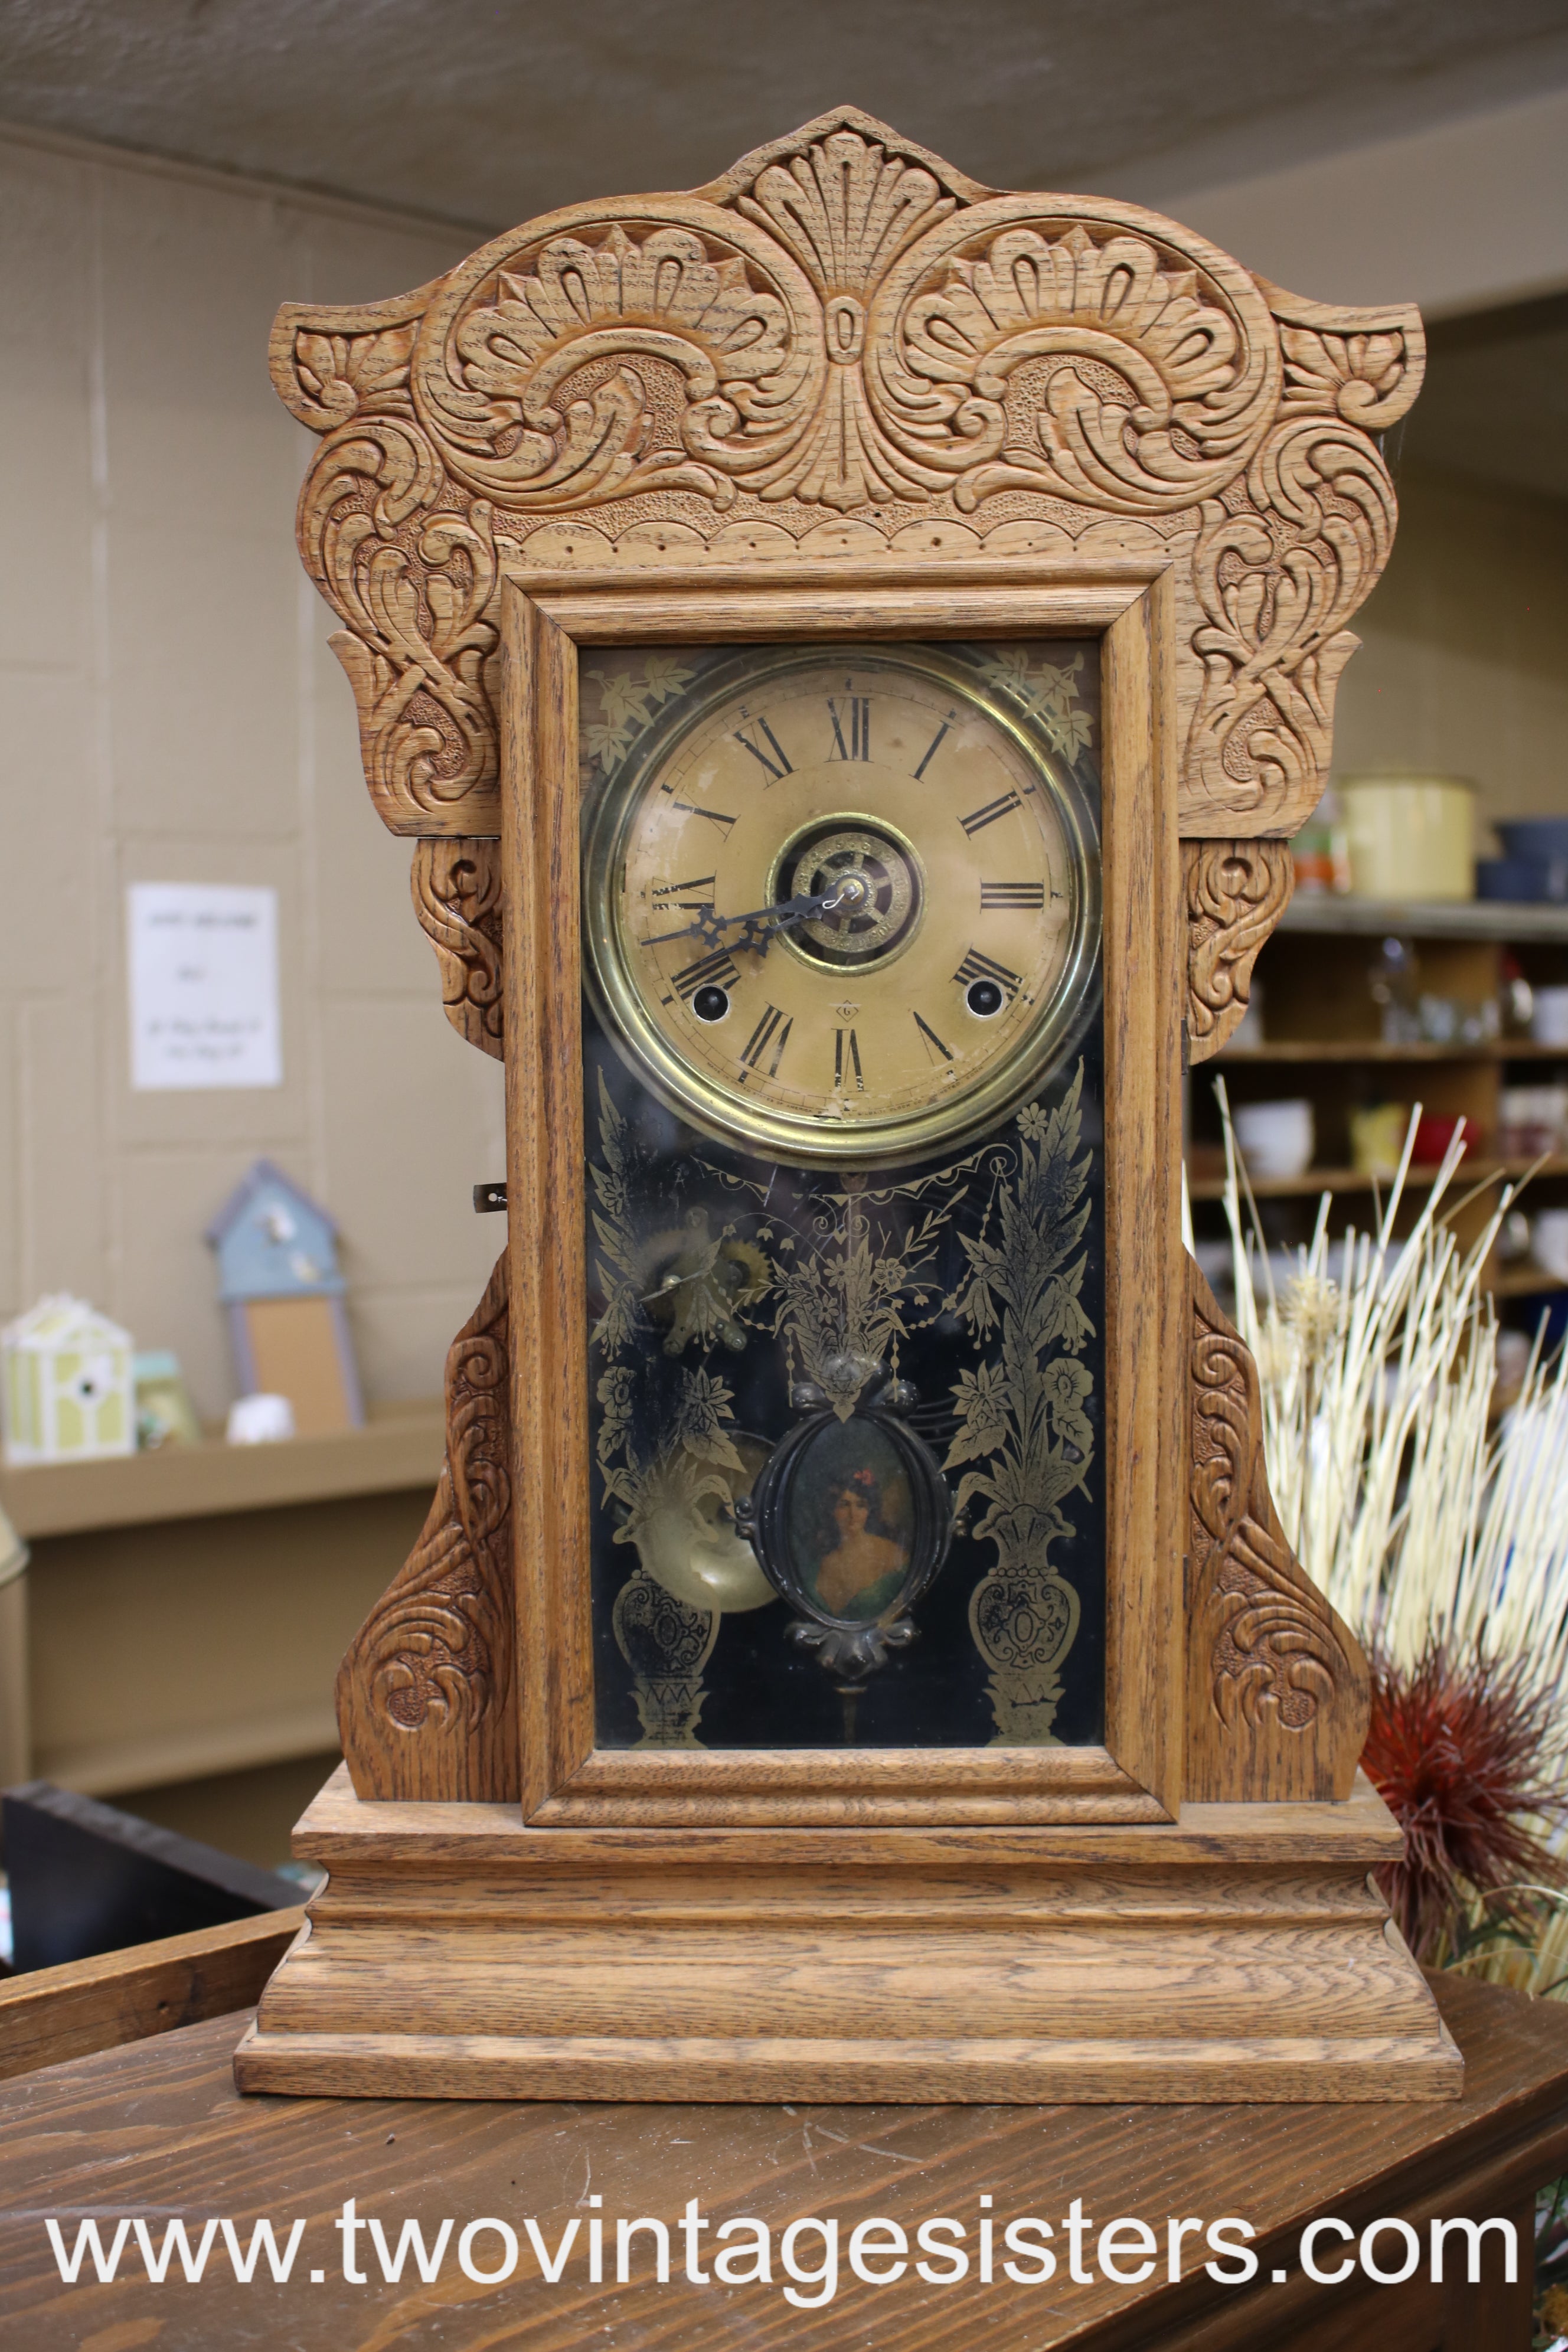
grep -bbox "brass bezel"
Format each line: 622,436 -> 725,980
580,642 -> 1103,1169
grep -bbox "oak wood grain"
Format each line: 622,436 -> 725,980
1101,579 -> 1185,1819
269,105 -> 1422,844
1185,1261 -> 1370,1802
288,1759 -> 1409,1867
332,1253 -> 517,1800
254,113 -> 1429,2105
0,1972 -> 1549,2351
503,594 -> 597,1818
1184,840 -> 1296,1065
237,1768 -> 1458,2105
0,1907 -> 304,2082
498,572 -> 1187,1829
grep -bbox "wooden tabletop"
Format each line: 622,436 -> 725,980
0,1971 -> 1563,2350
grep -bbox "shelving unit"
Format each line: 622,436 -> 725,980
0,1401 -> 444,1801
1188,897 -> 1568,1312
1214,1040 -> 1568,1064
0,1400 -> 445,1540
1186,1155 -> 1568,1205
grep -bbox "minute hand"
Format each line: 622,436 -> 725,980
643,882 -> 855,955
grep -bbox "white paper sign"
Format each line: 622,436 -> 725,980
128,884 -> 282,1090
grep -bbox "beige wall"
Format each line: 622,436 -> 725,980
2,128 -> 1563,1429
0,129 -> 504,1420
1334,468 -> 1568,841
1140,84 -> 1568,320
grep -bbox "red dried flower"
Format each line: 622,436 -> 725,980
1363,1638 -> 1568,1965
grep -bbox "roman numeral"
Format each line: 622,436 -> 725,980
955,948 -> 1024,999
827,696 -> 870,761
912,1011 -> 954,1063
652,874 -> 716,902
980,880 -> 1046,909
733,718 -> 792,782
913,715 -> 954,780
959,790 -> 1023,837
667,948 -> 740,1002
668,801 -> 737,836
738,1003 -> 792,1079
834,1027 -> 864,1092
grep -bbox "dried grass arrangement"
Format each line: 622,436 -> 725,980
1194,1084 -> 1568,1984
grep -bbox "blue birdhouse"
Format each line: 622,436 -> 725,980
205,1161 -> 362,1433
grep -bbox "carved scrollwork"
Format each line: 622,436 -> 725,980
1185,411 -> 1399,826
1185,1262 -> 1367,1802
270,106 -> 1423,839
411,838 -> 504,1060
336,1253 -> 517,1800
295,413 -> 500,828
1183,838 -> 1295,1063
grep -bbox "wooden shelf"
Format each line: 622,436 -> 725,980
1280,896 -> 1568,943
1488,1265 -> 1568,1298
0,1400 -> 444,1541
1217,1038 -> 1566,1064
1185,1155 -> 1568,1203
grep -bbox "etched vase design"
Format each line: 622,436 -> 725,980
611,1567 -> 718,1747
968,1541 -> 1082,1746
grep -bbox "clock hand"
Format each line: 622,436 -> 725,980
643,878 -> 863,953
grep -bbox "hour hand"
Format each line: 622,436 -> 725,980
642,883 -> 852,954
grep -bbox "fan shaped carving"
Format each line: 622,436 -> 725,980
270,106 -> 1422,841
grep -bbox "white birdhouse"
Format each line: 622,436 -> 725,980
1,1295 -> 135,1465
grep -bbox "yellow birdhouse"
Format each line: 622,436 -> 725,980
1,1295 -> 135,1465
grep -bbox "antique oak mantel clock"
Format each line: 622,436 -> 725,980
236,109 -> 1459,2102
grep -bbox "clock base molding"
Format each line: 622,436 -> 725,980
234,1766 -> 1461,2105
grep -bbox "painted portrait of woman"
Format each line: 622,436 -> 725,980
788,1423 -> 915,1622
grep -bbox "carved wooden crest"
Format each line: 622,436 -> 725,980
269,106 -> 1422,847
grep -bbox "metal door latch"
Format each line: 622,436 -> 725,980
473,1182 -> 508,1213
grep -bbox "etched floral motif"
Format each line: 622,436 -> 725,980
946,1065 -> 1096,1742
769,1183 -> 957,1420
612,1566 -> 720,1746
587,1074 -> 772,1738
580,651 -> 698,779
976,646 -> 1095,762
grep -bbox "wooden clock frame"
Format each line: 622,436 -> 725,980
509,563 -> 1180,1827
235,108 -> 1461,2101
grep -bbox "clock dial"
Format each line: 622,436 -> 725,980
583,647 -> 1100,1165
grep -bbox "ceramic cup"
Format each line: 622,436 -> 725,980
1340,775 -> 1475,902
1532,1209 -> 1568,1285
1350,1102 -> 1410,1179
226,1391 -> 295,1445
1233,1098 -> 1315,1181
1531,987 -> 1568,1048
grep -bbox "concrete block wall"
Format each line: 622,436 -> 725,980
0,128 -> 502,1419
1335,472 -> 1568,829
1,120 -> 1564,1427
